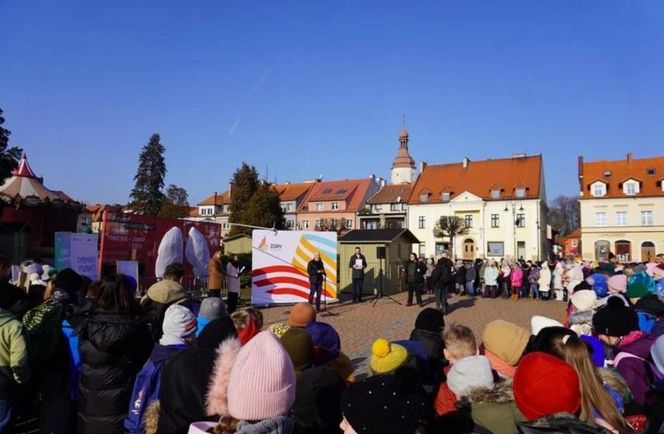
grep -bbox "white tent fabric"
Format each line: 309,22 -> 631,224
185,227 -> 210,278
155,227 -> 184,278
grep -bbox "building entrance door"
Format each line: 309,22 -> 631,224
463,239 -> 475,260
642,242 -> 656,262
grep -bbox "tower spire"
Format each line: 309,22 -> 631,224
392,118 -> 415,184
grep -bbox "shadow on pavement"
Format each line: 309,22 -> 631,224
448,297 -> 476,314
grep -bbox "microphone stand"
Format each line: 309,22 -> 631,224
320,274 -> 337,317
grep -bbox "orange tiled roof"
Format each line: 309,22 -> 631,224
300,178 -> 376,213
271,182 -> 315,202
198,190 -> 231,206
580,154 -> 664,199
408,155 -> 543,204
367,183 -> 413,204
188,207 -> 199,217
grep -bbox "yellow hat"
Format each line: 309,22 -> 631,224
369,338 -> 408,374
483,319 -> 530,366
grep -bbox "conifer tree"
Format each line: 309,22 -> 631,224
229,163 -> 260,235
130,134 -> 166,215
0,108 -> 23,183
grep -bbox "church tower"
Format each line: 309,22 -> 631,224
390,118 -> 416,184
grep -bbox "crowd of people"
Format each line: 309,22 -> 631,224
1,252 -> 664,433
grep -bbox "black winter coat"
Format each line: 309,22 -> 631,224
431,259 -> 453,289
77,310 -> 152,434
292,366 -> 345,434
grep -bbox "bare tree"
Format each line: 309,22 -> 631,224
433,216 -> 468,259
547,195 -> 580,236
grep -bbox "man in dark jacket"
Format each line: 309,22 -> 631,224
405,253 -> 427,307
141,263 -> 192,342
455,262 -> 466,295
348,247 -> 367,303
307,252 -> 326,312
430,253 -> 453,314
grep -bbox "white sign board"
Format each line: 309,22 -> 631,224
55,232 -> 99,280
251,230 -> 338,305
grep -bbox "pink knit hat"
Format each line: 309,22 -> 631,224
607,274 -> 627,294
227,331 -> 296,421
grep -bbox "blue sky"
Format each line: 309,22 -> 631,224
2,1 -> 663,205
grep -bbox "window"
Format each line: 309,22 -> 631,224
516,213 -> 526,228
616,211 -> 627,226
419,192 -> 429,202
345,219 -> 353,229
286,220 -> 294,229
595,240 -> 610,261
441,192 -> 451,202
487,242 -> 504,257
603,170 -> 612,177
322,188 -> 333,194
595,212 -> 607,227
336,189 -> 348,194
418,216 -> 425,229
592,183 -> 606,197
515,187 -> 525,198
641,210 -> 653,226
286,203 -> 293,212
316,203 -> 323,211
374,205 -> 382,212
491,214 -> 500,228
464,215 -> 473,228
280,204 -> 287,213
390,203 -> 400,211
315,220 -> 322,230
301,220 -> 309,229
626,183 -> 636,195
222,221 -> 230,230
490,189 -> 501,199
647,168 -> 656,176
331,202 -> 339,210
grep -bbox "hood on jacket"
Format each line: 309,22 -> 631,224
617,331 -> 657,359
150,343 -> 188,363
465,380 -> 514,405
206,337 -> 242,417
568,310 -> 594,326
80,312 -> 147,354
409,328 -> 444,362
0,309 -> 17,328
146,279 -> 187,304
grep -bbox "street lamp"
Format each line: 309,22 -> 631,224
504,201 -> 524,259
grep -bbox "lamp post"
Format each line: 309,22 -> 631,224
504,201 -> 524,259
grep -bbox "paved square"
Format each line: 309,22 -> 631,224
259,292 -> 567,376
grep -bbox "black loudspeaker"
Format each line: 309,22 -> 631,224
376,246 -> 386,259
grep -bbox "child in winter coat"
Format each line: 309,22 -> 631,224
511,264 -> 524,300
447,356 -> 524,434
125,304 -> 198,434
528,264 -> 540,299
482,320 -> 529,379
0,284 -> 30,432
434,325 -> 478,416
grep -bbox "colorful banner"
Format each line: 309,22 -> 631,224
252,230 -> 338,305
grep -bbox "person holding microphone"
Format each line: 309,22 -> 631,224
307,252 -> 326,312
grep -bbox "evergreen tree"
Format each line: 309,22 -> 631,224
0,108 -> 23,183
229,163 -> 260,236
130,134 -> 166,215
242,182 -> 285,233
159,184 -> 190,218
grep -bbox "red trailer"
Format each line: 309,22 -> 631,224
99,211 -> 221,288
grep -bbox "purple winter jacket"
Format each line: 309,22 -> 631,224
614,331 -> 659,408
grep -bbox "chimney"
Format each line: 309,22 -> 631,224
462,157 -> 470,169
627,153 -> 633,164
419,161 -> 427,173
228,181 -> 234,200
577,156 -> 584,192
380,178 -> 387,188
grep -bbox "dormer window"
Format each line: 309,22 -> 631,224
515,187 -> 526,199
591,182 -> 607,197
647,168 -> 656,176
490,188 -> 501,200
419,191 -> 429,203
441,192 -> 451,202
603,170 -> 612,177
622,179 -> 640,196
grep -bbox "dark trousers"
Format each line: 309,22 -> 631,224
352,278 -> 364,301
407,282 -> 423,305
227,292 -> 239,313
309,281 -> 322,311
434,286 -> 448,313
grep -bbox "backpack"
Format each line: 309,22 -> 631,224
124,358 -> 166,434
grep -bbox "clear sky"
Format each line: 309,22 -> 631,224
2,1 -> 663,205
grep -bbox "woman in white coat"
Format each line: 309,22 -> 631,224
226,254 -> 241,313
553,261 -> 565,301
538,261 -> 552,300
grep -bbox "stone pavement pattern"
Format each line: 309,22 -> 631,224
259,292 -> 567,376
